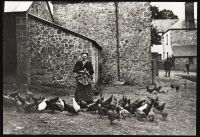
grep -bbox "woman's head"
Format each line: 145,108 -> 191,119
81,53 -> 88,61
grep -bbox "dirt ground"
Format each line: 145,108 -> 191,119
3,70 -> 196,135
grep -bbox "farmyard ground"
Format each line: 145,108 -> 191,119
3,70 -> 196,135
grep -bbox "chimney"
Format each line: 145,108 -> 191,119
185,2 -> 195,28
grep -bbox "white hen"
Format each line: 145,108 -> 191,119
72,98 -> 80,112
137,103 -> 148,111
38,99 -> 47,111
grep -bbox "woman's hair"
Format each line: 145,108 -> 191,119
82,53 -> 88,56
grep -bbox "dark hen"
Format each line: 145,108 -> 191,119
154,101 -> 165,112
102,94 -> 113,109
79,100 -> 88,109
146,85 -> 155,94
154,86 -> 162,92
45,97 -> 64,113
175,85 -> 179,91
107,106 -> 120,125
63,100 -> 78,115
129,98 -> 145,114
123,98 -> 131,111
86,97 -> 103,113
118,95 -> 128,108
98,103 -> 108,118
171,83 -> 175,89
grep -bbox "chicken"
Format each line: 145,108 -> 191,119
63,100 -> 78,115
79,100 -> 88,109
146,85 -> 155,94
9,90 -> 20,98
14,96 -> 24,112
44,97 -> 64,113
110,96 -> 118,110
37,98 -> 47,111
142,103 -> 153,116
135,110 -> 146,121
86,102 -> 99,113
171,83 -> 175,89
86,97 -> 103,113
102,94 -> 113,109
72,97 -> 80,112
153,101 -> 165,112
147,107 -> 155,122
16,93 -> 29,106
93,86 -> 102,96
55,97 -> 65,111
137,101 -> 153,116
184,80 -> 187,89
107,107 -> 120,125
118,95 -> 128,107
129,98 -> 145,114
137,103 -> 148,111
146,95 -> 158,105
118,106 -> 131,119
98,103 -> 108,118
175,84 -> 179,91
123,98 -> 131,111
161,110 -> 168,121
154,86 -> 162,92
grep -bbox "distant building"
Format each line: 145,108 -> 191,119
172,45 -> 197,72
161,2 -> 197,72
161,2 -> 197,60
151,19 -> 178,60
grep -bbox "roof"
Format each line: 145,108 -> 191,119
172,45 -> 197,57
152,19 -> 178,33
4,1 -> 33,12
169,19 -> 197,29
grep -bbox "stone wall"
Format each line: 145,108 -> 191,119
28,1 -> 53,22
118,2 -> 152,85
16,13 -> 30,84
27,16 -> 98,88
171,29 -> 197,46
174,57 -> 197,72
53,2 -> 118,84
53,2 -> 152,85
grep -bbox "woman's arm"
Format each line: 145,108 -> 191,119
73,61 -> 82,73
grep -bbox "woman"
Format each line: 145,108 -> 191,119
73,51 -> 94,104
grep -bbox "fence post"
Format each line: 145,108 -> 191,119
151,59 -> 156,85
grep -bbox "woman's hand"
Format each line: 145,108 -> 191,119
79,70 -> 85,73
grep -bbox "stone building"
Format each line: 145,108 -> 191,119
161,2 -> 197,72
52,1 -> 152,85
172,45 -> 197,72
4,1 -> 152,88
3,1 -> 102,88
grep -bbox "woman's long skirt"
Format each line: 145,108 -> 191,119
75,82 -> 94,104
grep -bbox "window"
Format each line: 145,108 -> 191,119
189,57 -> 194,64
166,34 -> 168,45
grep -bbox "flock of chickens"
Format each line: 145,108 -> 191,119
3,83 -> 173,125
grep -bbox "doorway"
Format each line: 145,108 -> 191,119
3,13 -> 17,83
